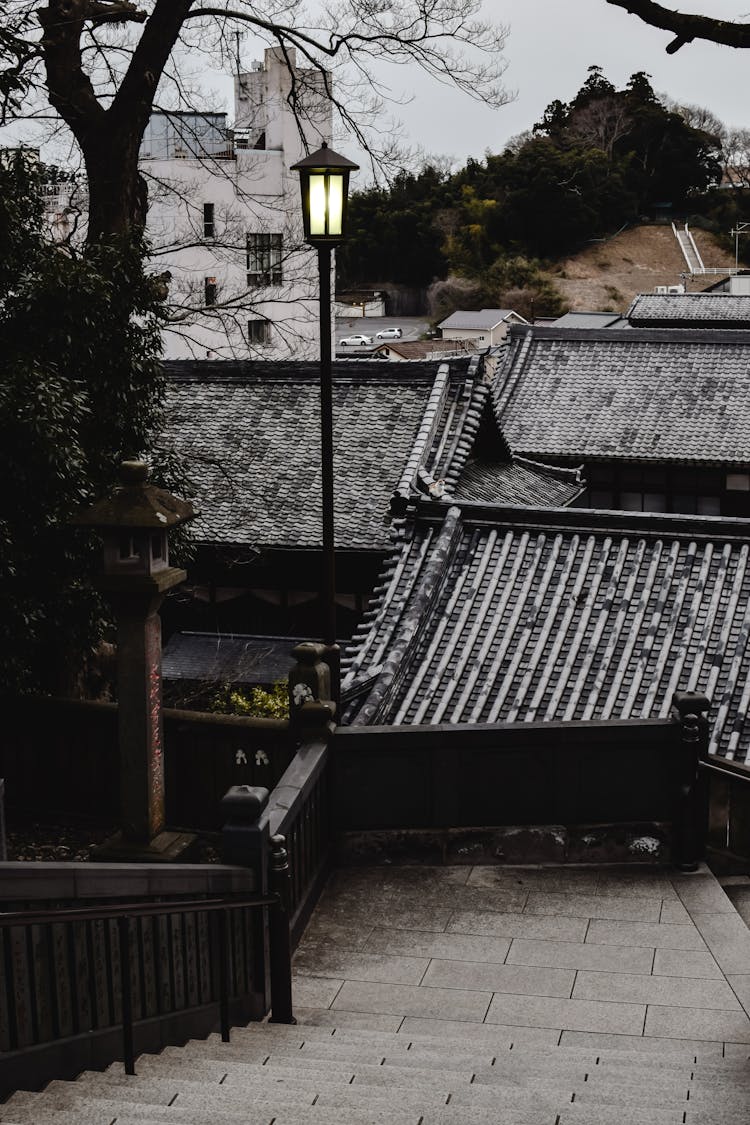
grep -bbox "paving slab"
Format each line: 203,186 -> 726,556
672,873 -> 739,914
291,975 -> 344,1008
506,936 -> 653,973
447,909 -> 589,941
585,919 -> 709,950
293,1006 -> 404,1032
524,891 -> 662,922
293,946 -> 430,985
331,979 -> 492,1021
644,1003 -> 750,1043
689,911 -> 750,977
659,898 -> 693,923
467,866 -> 601,893
652,948 -> 723,978
485,992 -> 646,1034
422,958 -> 575,997
573,969 -> 742,1010
362,927 -> 512,963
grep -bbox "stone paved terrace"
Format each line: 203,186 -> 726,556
293,863 -> 750,1049
4,862 -> 750,1125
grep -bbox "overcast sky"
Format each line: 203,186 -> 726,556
386,0 -> 750,167
4,1 -> 748,176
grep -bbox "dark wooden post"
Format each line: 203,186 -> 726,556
268,834 -> 296,1024
221,785 -> 271,1012
671,691 -> 711,871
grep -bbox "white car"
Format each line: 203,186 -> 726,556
375,327 -> 402,340
339,334 -> 374,347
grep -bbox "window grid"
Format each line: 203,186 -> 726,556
247,232 -> 283,286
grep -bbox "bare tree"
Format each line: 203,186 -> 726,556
663,100 -> 726,142
605,0 -> 750,54
722,126 -> 750,190
2,1 -> 511,243
567,97 -> 631,160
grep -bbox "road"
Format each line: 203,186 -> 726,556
335,315 -> 431,351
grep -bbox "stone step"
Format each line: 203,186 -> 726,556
214,1023 -> 718,1067
183,1036 -> 593,1077
195,1031 -> 724,1079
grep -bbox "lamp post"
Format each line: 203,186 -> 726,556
291,143 -> 358,701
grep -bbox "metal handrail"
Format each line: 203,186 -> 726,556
0,890 -> 290,1075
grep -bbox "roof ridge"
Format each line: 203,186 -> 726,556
439,356 -> 489,495
514,455 -> 584,484
346,506 -> 464,724
492,328 -> 533,432
393,363 -> 452,502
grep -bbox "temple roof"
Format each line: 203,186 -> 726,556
161,357 -> 582,552
342,502 -> 750,763
493,325 -> 750,467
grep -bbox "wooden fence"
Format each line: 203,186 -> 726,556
2,696 -> 297,830
331,696 -> 709,869
0,863 -> 269,1098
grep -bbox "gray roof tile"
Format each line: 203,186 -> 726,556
162,632 -> 297,684
493,325 -> 750,466
162,358 -> 581,552
342,503 -> 750,764
628,292 -> 750,326
439,308 -> 524,331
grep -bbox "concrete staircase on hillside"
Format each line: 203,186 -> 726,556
2,1018 -> 750,1125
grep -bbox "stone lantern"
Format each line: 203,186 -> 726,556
72,460 -> 198,861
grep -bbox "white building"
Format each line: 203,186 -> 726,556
141,48 -> 333,360
438,308 -> 528,348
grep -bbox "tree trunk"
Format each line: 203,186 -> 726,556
84,126 -> 147,243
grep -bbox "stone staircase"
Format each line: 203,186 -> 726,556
3,862 -> 750,1124
2,1016 -> 749,1125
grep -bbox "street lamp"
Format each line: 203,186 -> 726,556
291,143 -> 358,700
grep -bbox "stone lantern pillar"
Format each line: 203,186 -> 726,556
73,460 -> 198,861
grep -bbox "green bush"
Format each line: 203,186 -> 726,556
210,682 -> 289,720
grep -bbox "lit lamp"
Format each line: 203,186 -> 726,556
291,143 -> 358,702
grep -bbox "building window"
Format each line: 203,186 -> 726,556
247,232 -> 282,286
203,202 -> 215,239
204,276 -> 217,306
247,319 -> 271,345
726,472 -> 750,492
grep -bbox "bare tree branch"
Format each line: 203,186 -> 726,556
605,0 -> 750,53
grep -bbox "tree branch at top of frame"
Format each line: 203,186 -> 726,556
605,0 -> 750,53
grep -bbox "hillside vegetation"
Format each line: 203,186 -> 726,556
552,224 -> 730,312
339,67 -> 748,321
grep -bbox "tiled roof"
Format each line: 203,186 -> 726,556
493,324 -> 750,466
552,311 -> 628,329
373,340 -> 475,360
162,632 -> 298,684
454,457 -> 584,506
342,503 -> 750,763
161,357 -> 585,553
163,360 -> 472,550
628,292 -> 750,326
439,308 -> 522,331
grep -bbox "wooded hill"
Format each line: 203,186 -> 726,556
338,68 -> 748,320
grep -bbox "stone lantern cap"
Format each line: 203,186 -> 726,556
71,460 -> 196,530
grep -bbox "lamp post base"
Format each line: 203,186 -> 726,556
91,829 -> 199,864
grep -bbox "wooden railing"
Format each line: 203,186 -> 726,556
0,860 -> 293,1099
222,738 -> 332,950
